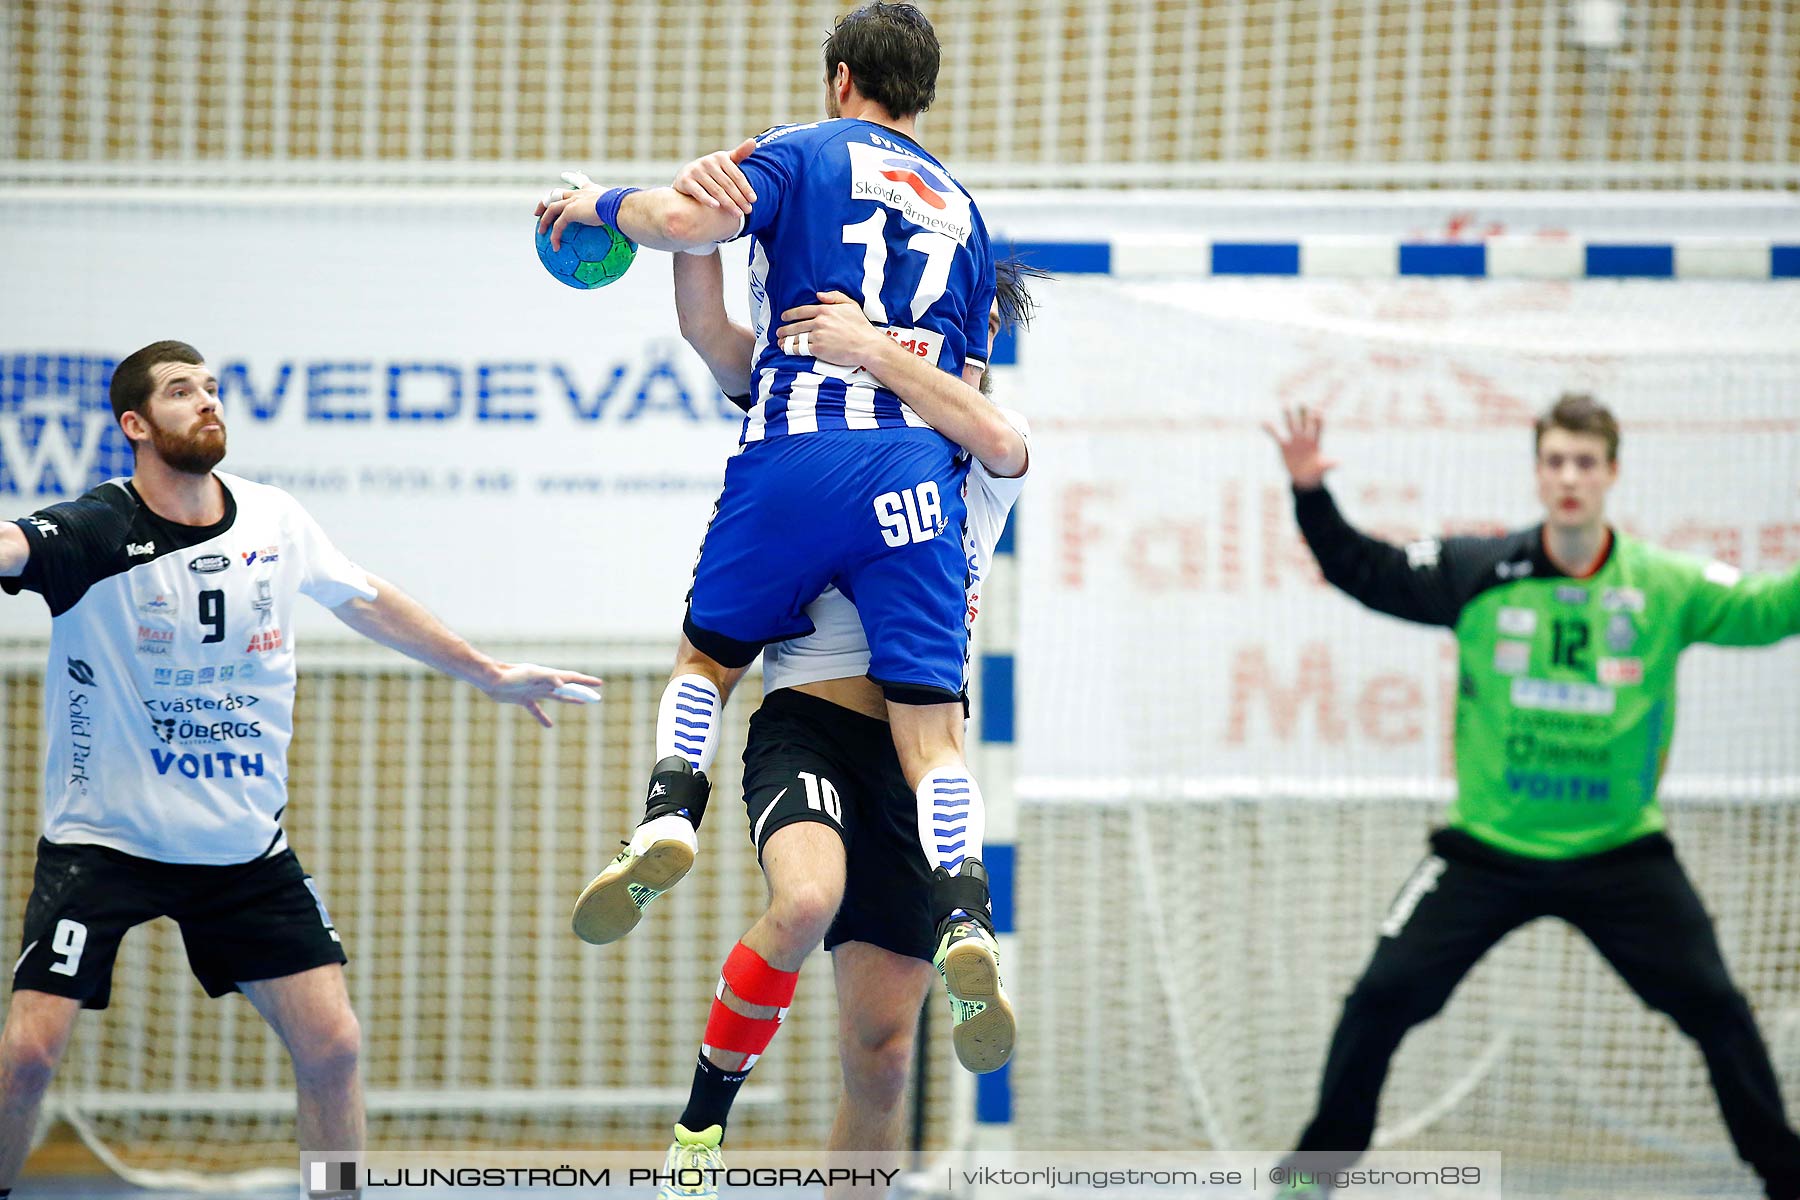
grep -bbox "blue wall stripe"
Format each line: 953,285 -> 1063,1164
1212,242 -> 1300,276
1399,243 -> 1486,276
1774,246 -> 1800,278
988,324 -> 1019,366
984,842 -> 1015,934
976,1061 -> 1013,1123
1585,244 -> 1675,278
979,654 -> 1015,745
1009,239 -> 1111,274
994,503 -> 1016,556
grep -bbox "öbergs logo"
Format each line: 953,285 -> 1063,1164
189,553 -> 230,574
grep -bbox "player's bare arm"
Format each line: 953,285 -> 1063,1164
672,249 -> 755,399
776,291 -> 1026,477
535,184 -> 741,254
0,523 -> 29,577
671,139 -> 759,214
330,574 -> 602,728
1263,404 -> 1341,490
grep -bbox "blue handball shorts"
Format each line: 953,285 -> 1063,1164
685,428 -> 973,704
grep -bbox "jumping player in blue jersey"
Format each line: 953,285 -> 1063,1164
538,2 -> 1013,1073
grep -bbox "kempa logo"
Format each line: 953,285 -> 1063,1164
127,540 -> 155,556
66,657 -> 96,686
0,355 -> 134,497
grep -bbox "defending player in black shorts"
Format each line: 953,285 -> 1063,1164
641,207 -> 1043,1198
740,690 -> 936,963
0,340 -> 601,1198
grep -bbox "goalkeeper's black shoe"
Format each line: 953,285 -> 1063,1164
571,757 -> 711,945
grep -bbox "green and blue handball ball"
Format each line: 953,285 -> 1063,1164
536,191 -> 637,289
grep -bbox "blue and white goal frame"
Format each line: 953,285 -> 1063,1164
959,223 -> 1800,1150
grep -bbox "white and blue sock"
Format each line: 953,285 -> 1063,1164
917,765 -> 986,917
657,674 -> 722,774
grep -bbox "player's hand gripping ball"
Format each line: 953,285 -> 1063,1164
535,187 -> 637,289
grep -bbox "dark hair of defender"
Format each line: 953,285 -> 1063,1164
1534,392 -> 1621,462
994,255 -> 1052,336
110,340 -> 204,425
822,2 -> 940,119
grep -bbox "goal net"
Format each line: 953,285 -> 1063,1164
1008,275 -> 1800,1199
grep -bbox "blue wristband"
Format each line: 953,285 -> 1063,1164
595,186 -> 640,234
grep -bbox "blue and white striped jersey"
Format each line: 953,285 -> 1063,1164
728,118 -> 995,444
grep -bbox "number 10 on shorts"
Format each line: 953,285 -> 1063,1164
874,481 -> 944,547
799,771 -> 842,823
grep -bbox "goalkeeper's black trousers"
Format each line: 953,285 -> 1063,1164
1287,828 -> 1800,1200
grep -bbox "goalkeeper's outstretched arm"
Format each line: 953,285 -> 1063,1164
1266,405 -> 1475,628
1676,555 -> 1800,648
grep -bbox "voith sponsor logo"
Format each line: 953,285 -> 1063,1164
150,748 -> 266,780
1504,769 -> 1611,804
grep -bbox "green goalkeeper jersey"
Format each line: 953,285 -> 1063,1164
1295,486 -> 1800,859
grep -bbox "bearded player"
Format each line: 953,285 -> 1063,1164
0,341 -> 601,1198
